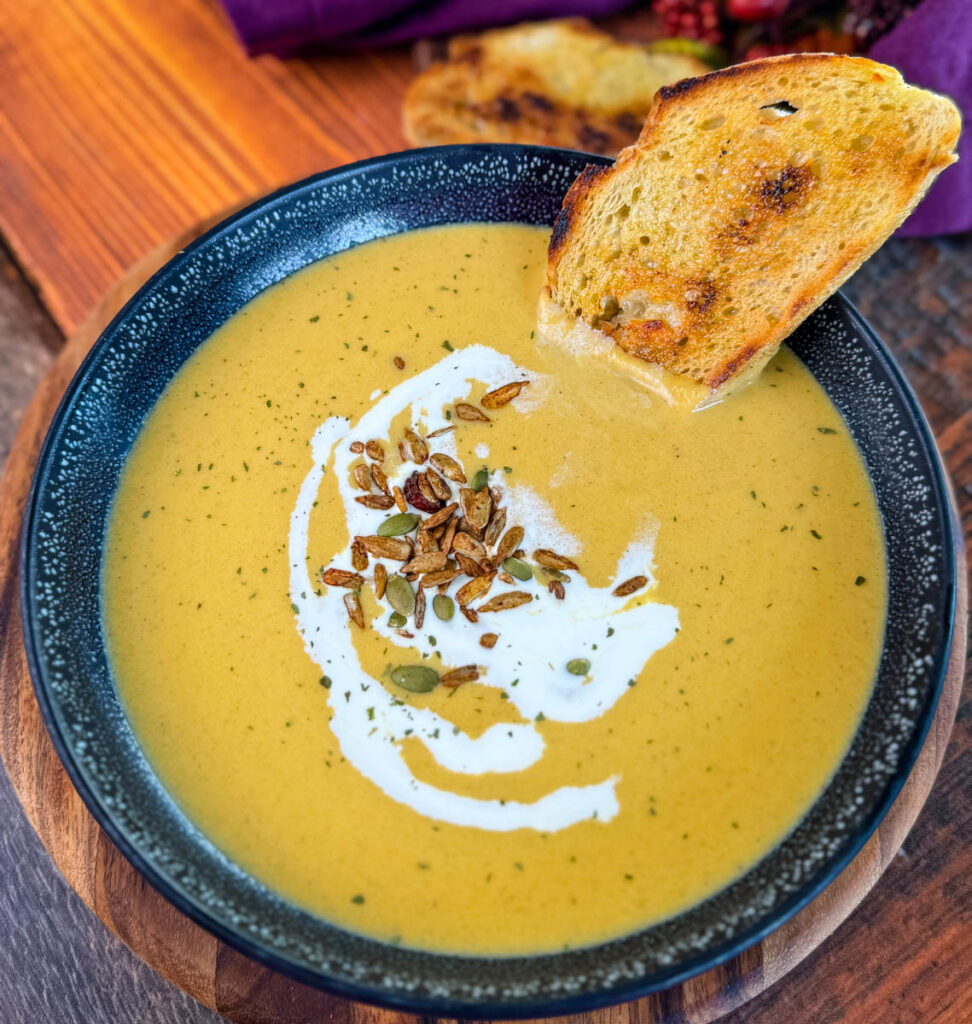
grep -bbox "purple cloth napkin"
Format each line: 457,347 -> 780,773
869,0 -> 971,236
222,0 -> 969,236
222,0 -> 631,54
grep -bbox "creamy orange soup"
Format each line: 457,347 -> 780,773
102,223 -> 886,955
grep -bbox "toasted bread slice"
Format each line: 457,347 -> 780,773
546,54 -> 961,388
402,19 -> 707,156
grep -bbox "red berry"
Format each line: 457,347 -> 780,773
652,0 -> 725,46
728,0 -> 789,20
403,472 -> 441,513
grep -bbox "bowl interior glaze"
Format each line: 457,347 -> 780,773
21,145 -> 956,1018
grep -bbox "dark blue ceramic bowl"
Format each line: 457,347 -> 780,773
21,146 -> 958,1017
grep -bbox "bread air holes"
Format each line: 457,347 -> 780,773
599,294 -> 620,319
760,100 -> 798,119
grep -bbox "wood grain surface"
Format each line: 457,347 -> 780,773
0,222 -> 968,1024
0,0 -> 412,333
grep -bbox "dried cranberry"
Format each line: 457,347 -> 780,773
404,472 -> 442,513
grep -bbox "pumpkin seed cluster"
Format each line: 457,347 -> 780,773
319,381 -> 641,694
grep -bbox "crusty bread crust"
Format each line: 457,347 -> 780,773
546,54 -> 961,388
402,19 -> 707,156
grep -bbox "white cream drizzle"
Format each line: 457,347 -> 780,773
289,345 -> 678,832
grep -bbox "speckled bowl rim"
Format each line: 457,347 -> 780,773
19,145 -> 958,1018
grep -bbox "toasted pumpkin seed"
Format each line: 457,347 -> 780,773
457,573 -> 494,607
455,402 -> 490,422
351,539 -> 368,571
481,380 -> 529,409
344,591 -> 365,629
566,658 -> 591,676
403,428 -> 429,464
453,531 -> 487,560
374,562 -> 387,599
440,516 -> 458,553
392,486 -> 407,513
440,665 -> 479,687
460,487 -> 492,530
415,530 -> 439,554
356,494 -> 395,510
349,440 -> 365,454
430,452 -> 466,483
365,440 -> 384,463
377,513 -> 420,537
352,463 -> 372,491
613,575 -> 648,597
537,565 -> 570,583
426,469 -> 452,502
420,566 -> 461,589
484,508 -> 507,548
534,548 -> 579,571
478,591 -> 532,613
427,425 -> 456,439
390,665 -> 439,693
494,525 -> 525,564
385,575 -> 415,616
418,501 -> 457,531
502,556 -> 533,581
440,663 -> 477,688
321,568 -> 364,588
432,594 -> 455,621
456,551 -> 489,578
371,464 -> 390,496
417,473 -> 440,507
414,588 -> 426,629
458,515 -> 483,540
402,551 -> 448,574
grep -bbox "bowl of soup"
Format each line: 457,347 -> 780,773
20,145 -> 958,1015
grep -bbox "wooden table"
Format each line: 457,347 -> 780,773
0,1 -> 968,1021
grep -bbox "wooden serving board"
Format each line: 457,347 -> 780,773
0,224 -> 966,1024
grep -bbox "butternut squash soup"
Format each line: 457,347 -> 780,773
102,223 -> 886,955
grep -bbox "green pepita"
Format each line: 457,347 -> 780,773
535,565 -> 569,583
566,658 -> 591,676
502,556 -> 533,582
432,594 -> 455,621
470,467 -> 489,491
377,513 -> 420,537
385,575 -> 415,616
388,612 -> 407,628
390,665 -> 440,693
